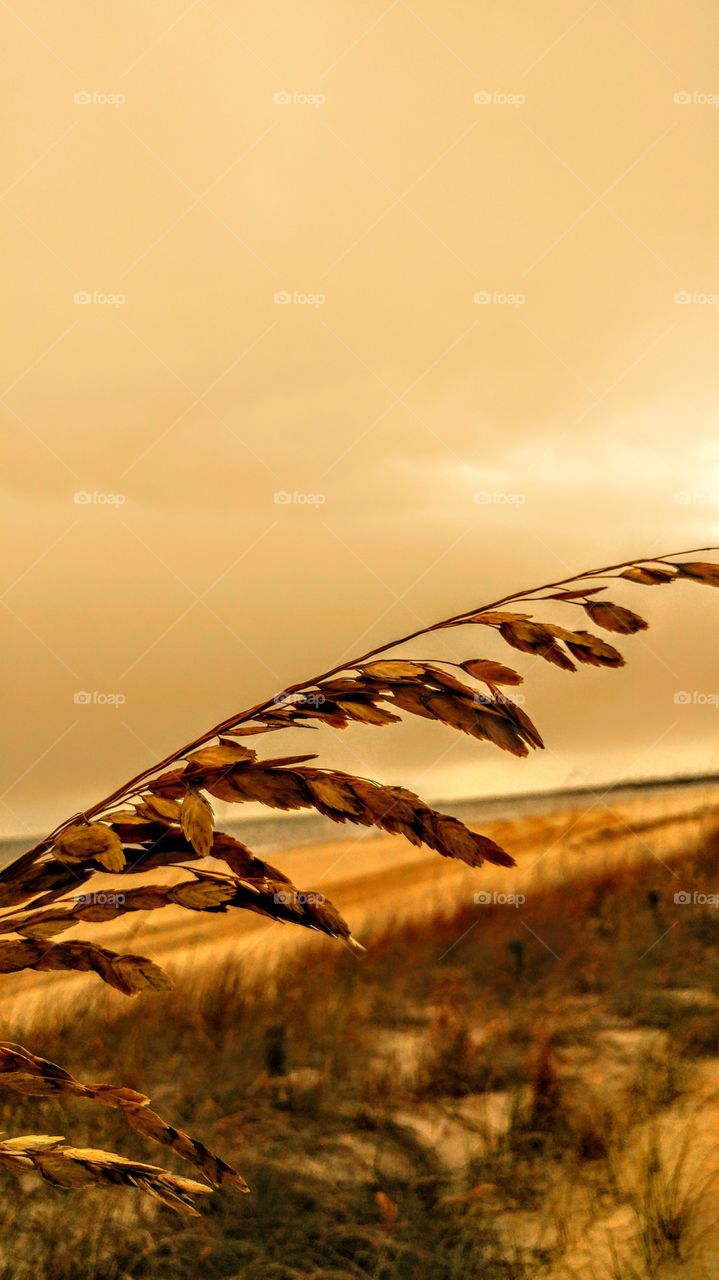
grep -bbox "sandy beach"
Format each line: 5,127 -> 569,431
4,779 -> 718,1029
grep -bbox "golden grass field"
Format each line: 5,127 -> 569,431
3,779 -> 719,1279
5,782 -> 718,1026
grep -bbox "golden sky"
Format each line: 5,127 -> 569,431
3,1 -> 719,838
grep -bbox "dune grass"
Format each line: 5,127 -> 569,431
1,819 -> 719,1277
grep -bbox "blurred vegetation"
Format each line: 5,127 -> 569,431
2,826 -> 719,1278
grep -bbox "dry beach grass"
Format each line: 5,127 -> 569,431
1,547 -> 719,1229
2,790 -> 719,1277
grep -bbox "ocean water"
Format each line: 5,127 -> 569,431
1,775 -> 715,869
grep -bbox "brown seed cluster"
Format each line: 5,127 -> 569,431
0,549 -> 716,1210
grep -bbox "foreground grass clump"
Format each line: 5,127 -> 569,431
3,548 -> 718,1214
1,823 -> 719,1278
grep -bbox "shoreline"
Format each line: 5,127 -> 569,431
2,770 -> 717,865
3,779 -> 718,1031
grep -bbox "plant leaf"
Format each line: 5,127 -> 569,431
498,620 -> 576,671
180,790 -> 214,858
672,560 -> 719,587
583,602 -> 648,634
460,659 -> 523,685
53,823 -> 125,872
185,742 -> 257,769
0,939 -> 171,995
360,660 -> 426,681
621,566 -> 675,586
136,794 -> 182,824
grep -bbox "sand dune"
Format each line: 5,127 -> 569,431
3,781 -> 718,1030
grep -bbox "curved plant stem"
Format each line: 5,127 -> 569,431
10,543 -> 717,872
